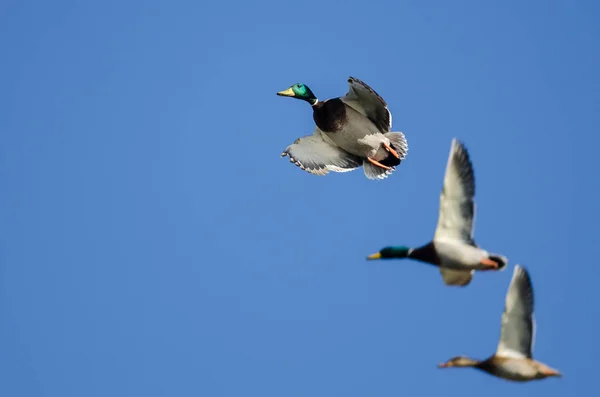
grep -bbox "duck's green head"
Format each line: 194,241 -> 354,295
277,83 -> 318,105
367,246 -> 411,260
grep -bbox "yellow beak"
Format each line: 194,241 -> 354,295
277,87 -> 296,97
366,252 -> 382,260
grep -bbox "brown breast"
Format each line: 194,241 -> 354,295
312,99 -> 347,133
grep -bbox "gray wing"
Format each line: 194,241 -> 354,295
439,268 -> 474,286
433,139 -> 476,246
281,128 -> 363,175
341,77 -> 391,133
496,265 -> 535,359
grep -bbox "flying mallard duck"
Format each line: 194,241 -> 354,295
277,77 -> 408,180
366,138 -> 507,286
437,265 -> 562,381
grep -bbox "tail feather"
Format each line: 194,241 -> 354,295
363,132 -> 408,180
363,160 -> 394,180
379,132 -> 408,168
384,132 -> 408,161
488,254 -> 508,270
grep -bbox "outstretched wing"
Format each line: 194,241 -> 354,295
341,77 -> 391,134
496,265 -> 535,359
281,128 -> 363,176
433,139 -> 476,246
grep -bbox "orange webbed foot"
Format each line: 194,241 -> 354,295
480,257 -> 499,270
382,142 -> 400,159
367,157 -> 392,170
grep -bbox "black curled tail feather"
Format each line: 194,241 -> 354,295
379,151 -> 401,168
488,254 -> 508,270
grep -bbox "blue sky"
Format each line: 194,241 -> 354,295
1,0 -> 598,396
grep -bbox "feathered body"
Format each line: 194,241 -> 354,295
313,98 -> 401,168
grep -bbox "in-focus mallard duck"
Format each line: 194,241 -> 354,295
437,265 -> 562,381
366,138 -> 507,286
277,77 -> 408,180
